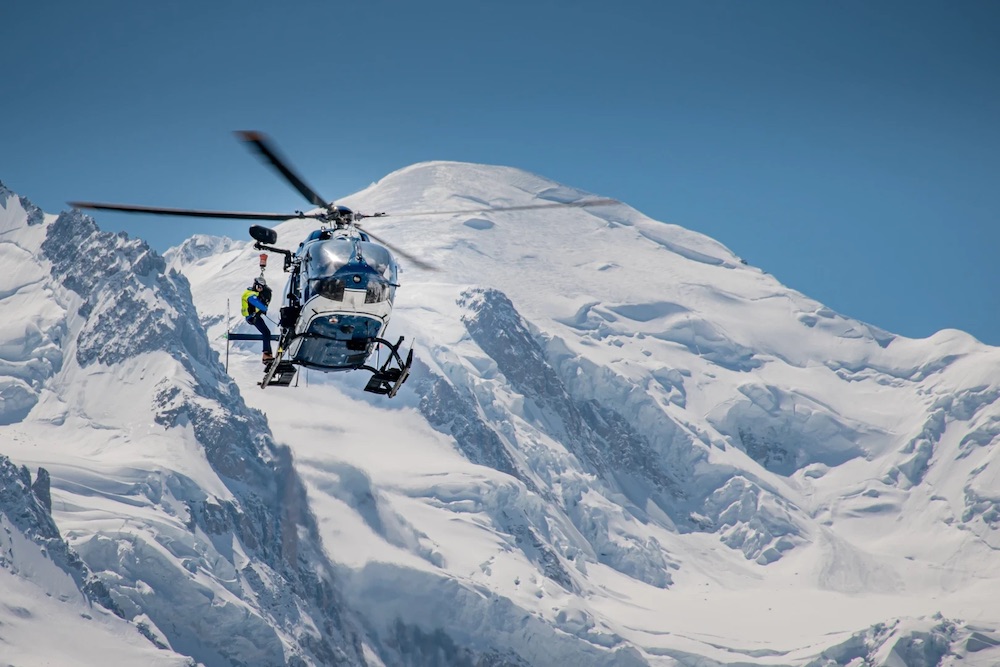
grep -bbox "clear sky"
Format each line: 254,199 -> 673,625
2,1 -> 998,345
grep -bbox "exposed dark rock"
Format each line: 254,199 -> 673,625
30,466 -> 51,512
415,360 -> 524,483
0,182 -> 44,225
458,288 -> 677,493
386,619 -> 531,667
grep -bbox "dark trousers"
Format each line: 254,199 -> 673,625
248,316 -> 272,354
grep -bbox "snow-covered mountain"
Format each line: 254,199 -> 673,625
0,183 -> 372,666
2,164 -> 1000,666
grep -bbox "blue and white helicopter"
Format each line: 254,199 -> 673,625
71,131 -> 615,397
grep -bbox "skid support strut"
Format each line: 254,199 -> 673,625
362,336 -> 413,398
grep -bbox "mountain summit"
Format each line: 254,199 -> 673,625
3,165 -> 1000,665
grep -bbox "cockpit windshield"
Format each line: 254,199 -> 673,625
301,237 -> 398,304
358,242 -> 395,280
302,238 -> 397,279
303,238 -> 354,278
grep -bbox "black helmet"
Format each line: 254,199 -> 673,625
253,276 -> 267,290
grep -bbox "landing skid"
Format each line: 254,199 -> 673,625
260,359 -> 297,387
259,335 -> 295,388
257,335 -> 412,397
362,336 -> 413,398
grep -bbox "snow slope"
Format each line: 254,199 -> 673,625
2,162 -> 999,666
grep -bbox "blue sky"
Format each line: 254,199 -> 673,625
2,1 -> 998,344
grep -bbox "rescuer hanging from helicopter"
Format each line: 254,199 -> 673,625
242,272 -> 273,364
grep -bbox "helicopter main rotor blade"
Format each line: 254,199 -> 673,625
359,227 -> 439,272
378,197 -> 620,218
235,130 -> 330,210
69,201 -> 323,222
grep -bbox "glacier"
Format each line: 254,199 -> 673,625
1,164 -> 1000,666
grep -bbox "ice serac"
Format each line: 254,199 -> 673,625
415,357 -> 524,484
0,192 -> 370,666
445,287 -> 803,573
451,287 -> 681,587
0,455 -> 191,666
809,617 -> 1000,666
0,456 -> 120,614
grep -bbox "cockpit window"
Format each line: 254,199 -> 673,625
313,277 -> 346,301
300,237 -> 397,304
359,242 -> 396,281
304,239 -> 354,278
365,281 -> 389,303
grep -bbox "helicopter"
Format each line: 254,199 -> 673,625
70,131 -> 617,397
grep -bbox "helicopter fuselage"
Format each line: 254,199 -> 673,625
281,228 -> 399,372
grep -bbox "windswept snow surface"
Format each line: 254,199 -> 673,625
1,163 -> 999,666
